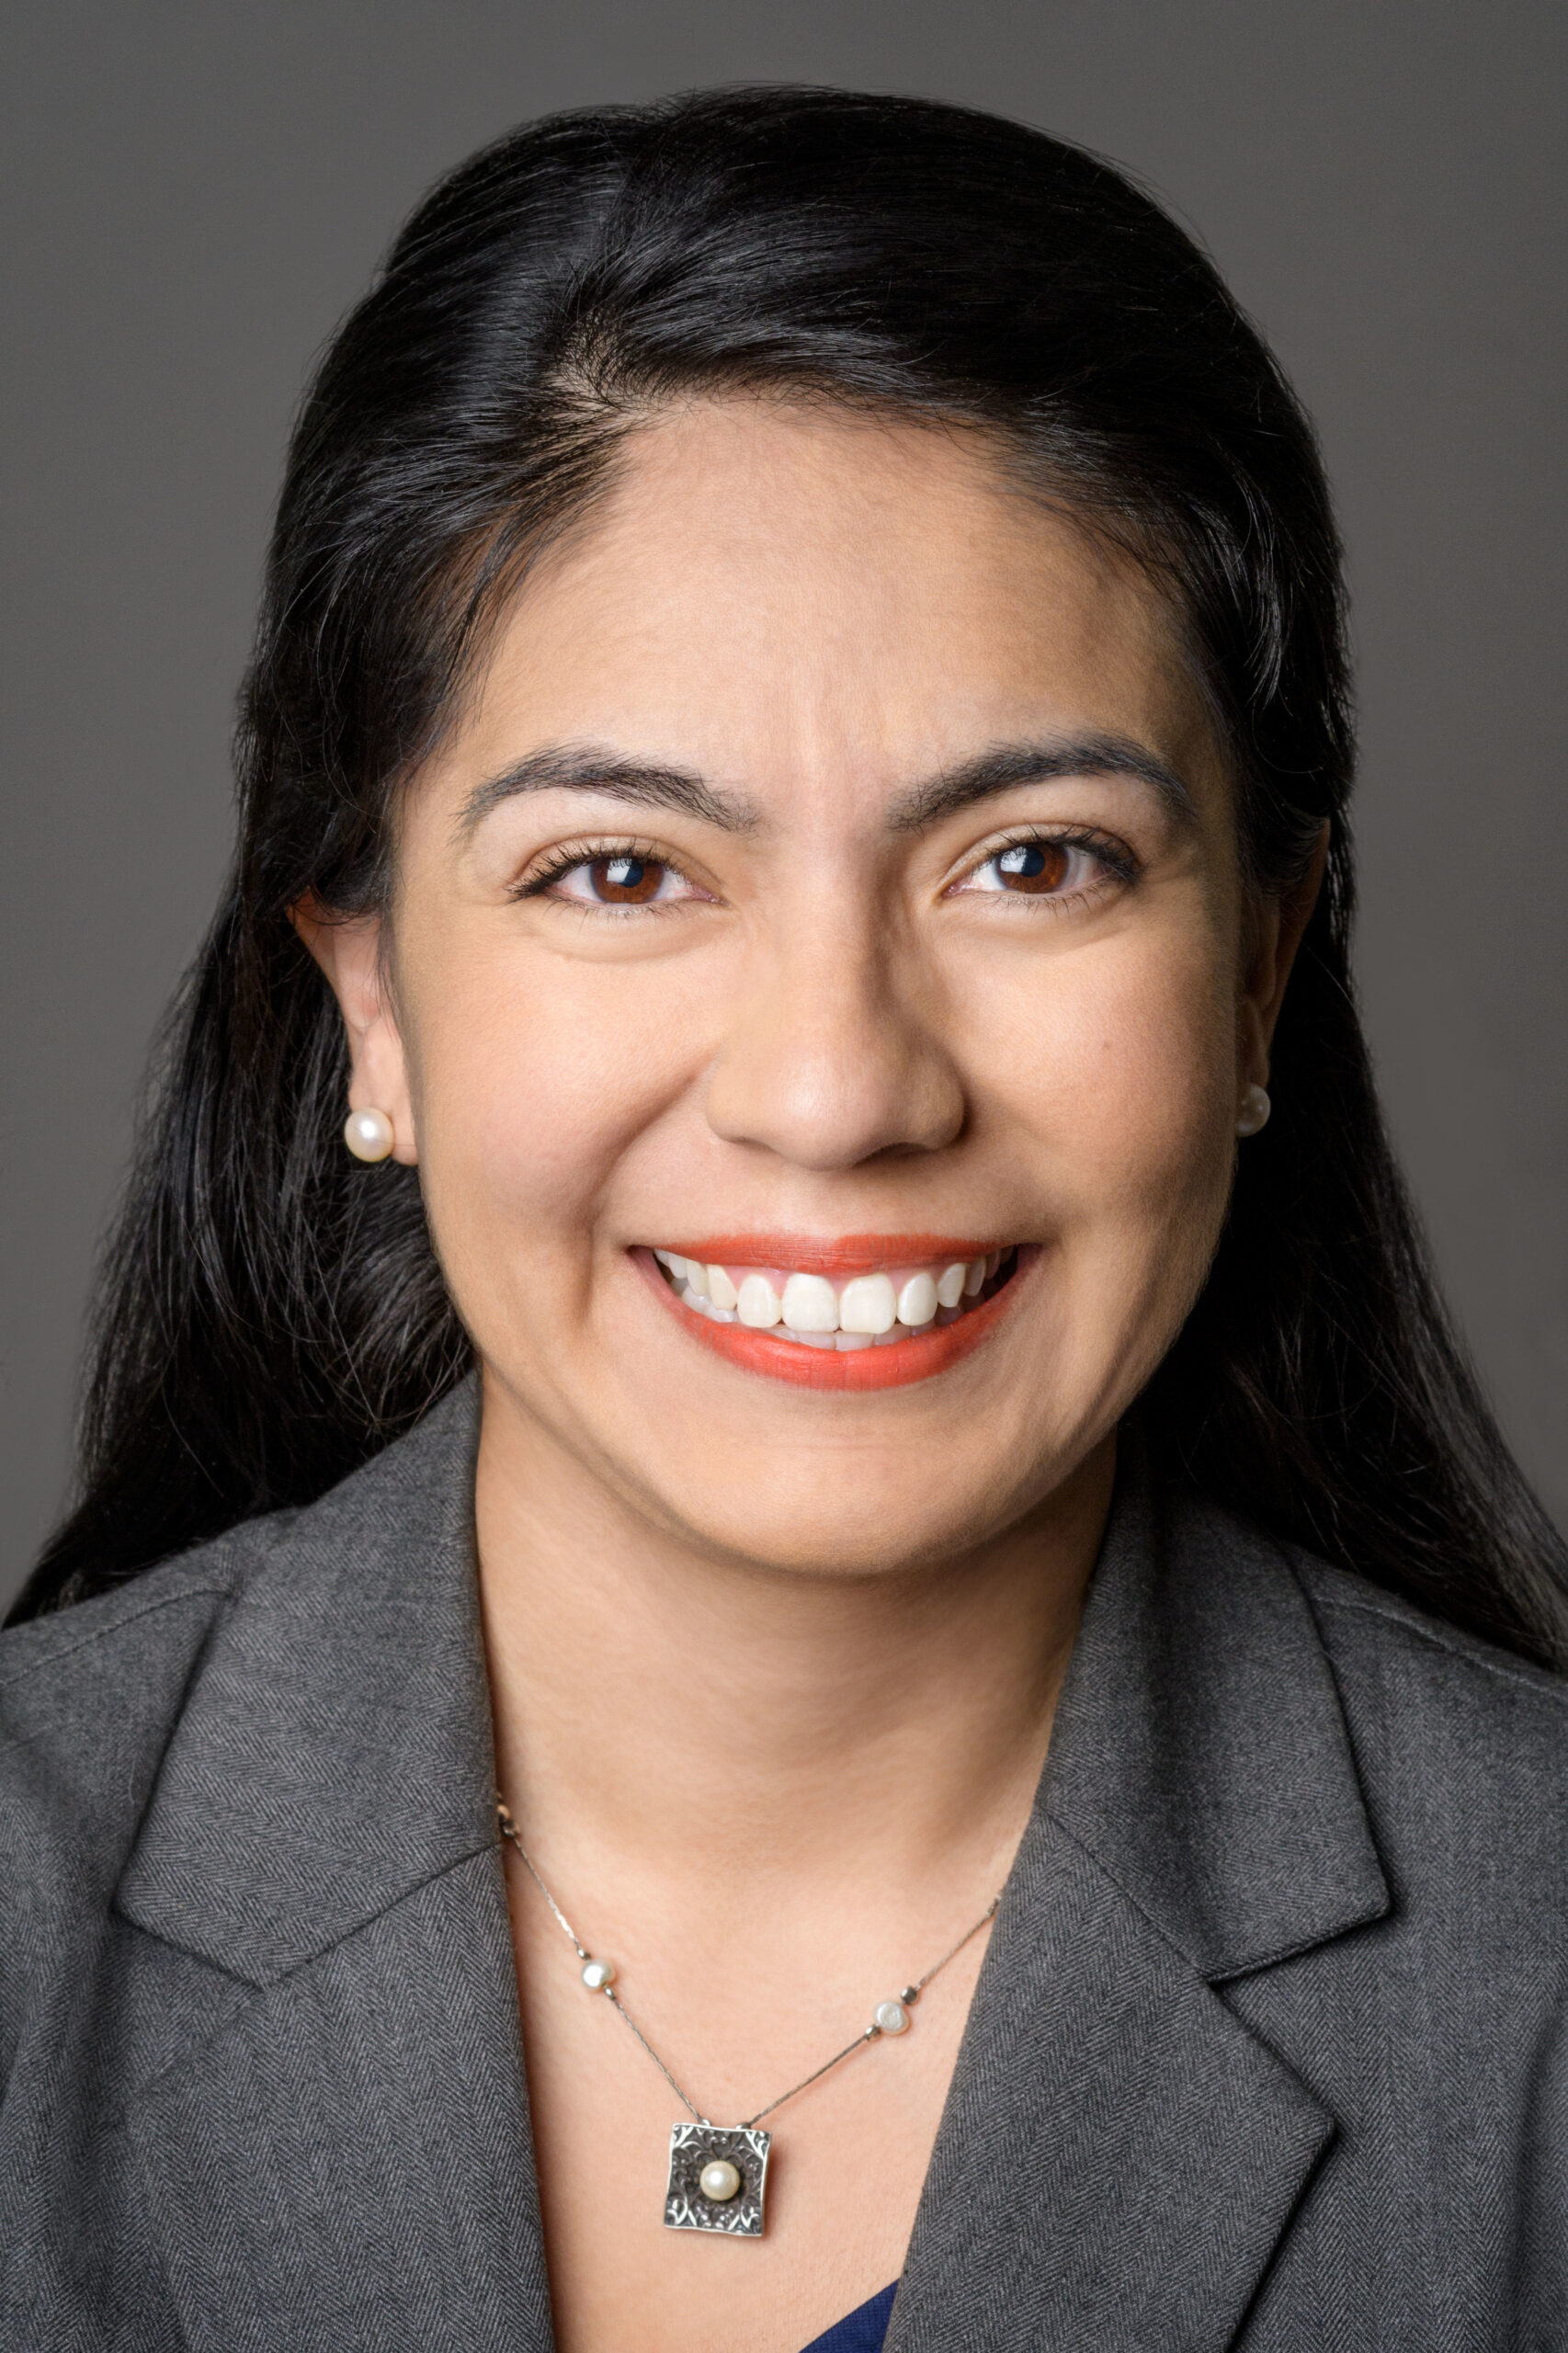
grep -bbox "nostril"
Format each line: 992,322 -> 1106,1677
702,1007 -> 967,1170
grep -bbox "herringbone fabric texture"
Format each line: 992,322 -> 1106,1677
2,1381 -> 1565,2347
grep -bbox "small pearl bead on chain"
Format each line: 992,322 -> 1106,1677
866,1995 -> 918,2032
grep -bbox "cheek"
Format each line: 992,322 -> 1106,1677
402,938 -> 713,1257
977,927 -> 1238,1438
988,926 -> 1238,1245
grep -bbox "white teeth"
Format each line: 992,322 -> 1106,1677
736,1272 -> 783,1328
780,1272 -> 839,1332
680,1282 -> 736,1324
656,1245 -> 1017,1347
896,1272 -> 939,1328
936,1261 -> 968,1309
838,1273 -> 898,1335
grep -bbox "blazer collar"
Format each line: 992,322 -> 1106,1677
887,1461 -> 1392,2352
116,1380 -> 494,1981
1042,1460 -> 1389,1979
112,1381 -> 556,2353
118,1398 -> 1385,1993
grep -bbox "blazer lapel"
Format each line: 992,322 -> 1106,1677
120,1855 -> 549,2351
106,1391 -> 1388,2350
110,1383 -> 553,2353
890,1469 -> 1390,2352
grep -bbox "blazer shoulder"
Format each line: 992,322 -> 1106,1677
0,1521 -> 262,1725
1290,1549 -> 1568,1902
1293,1549 -> 1568,1717
0,1514 -> 294,2015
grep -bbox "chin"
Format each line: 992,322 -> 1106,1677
613,1415 -> 1098,1583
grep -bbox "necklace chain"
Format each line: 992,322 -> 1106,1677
496,1800 -> 1000,2130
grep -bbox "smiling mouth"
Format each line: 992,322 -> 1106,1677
635,1242 -> 1026,1383
638,1238 -> 1026,1390
652,1245 -> 1018,1348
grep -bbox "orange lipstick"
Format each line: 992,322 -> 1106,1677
634,1242 -> 1029,1390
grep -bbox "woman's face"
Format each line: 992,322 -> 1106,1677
331,403 -> 1293,1577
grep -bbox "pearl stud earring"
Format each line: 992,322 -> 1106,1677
1236,1083 -> 1271,1139
344,1106 -> 395,1162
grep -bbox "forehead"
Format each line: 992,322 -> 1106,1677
437,399 -> 1221,818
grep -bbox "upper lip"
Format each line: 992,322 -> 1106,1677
645,1233 -> 1010,1275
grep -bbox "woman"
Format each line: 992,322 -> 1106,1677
3,86 -> 1565,2352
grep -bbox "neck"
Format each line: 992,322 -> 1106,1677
477,1371 -> 1112,1922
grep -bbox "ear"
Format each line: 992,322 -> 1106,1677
290,896 -> 418,1165
1238,824 -> 1331,1090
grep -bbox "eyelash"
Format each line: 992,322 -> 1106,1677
511,825 -> 1140,914
953,825 -> 1140,904
510,837 -> 700,915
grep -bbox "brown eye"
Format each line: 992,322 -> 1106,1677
588,854 -> 665,903
995,841 -> 1068,894
952,833 -> 1121,905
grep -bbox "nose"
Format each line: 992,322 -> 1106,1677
703,926 -> 967,1170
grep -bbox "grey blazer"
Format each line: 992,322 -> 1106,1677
4,1383 -> 1567,2350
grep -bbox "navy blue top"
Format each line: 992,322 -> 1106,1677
800,2282 -> 897,2352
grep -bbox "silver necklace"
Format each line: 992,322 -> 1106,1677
497,1799 -> 999,2237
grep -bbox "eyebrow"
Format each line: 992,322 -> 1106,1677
458,743 -> 758,836
458,729 -> 1195,842
884,735 -> 1198,833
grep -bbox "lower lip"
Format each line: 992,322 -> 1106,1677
633,1248 -> 1033,1390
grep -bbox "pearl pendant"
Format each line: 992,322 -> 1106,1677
666,2122 -> 771,2235
581,1958 -> 616,1990
874,1998 -> 911,2035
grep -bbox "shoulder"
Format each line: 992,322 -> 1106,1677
1159,1482 -> 1568,1949
0,1381 -> 478,1791
0,1388 -> 479,2021
0,1513 -> 289,2007
1288,1546 -> 1568,1915
1293,1544 -> 1568,1756
0,1511 -> 288,1752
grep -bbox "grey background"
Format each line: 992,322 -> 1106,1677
4,0 -> 1564,1608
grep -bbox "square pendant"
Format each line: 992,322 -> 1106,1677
664,2122 -> 771,2235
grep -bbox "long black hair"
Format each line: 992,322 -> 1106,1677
14,87 -> 1566,1663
